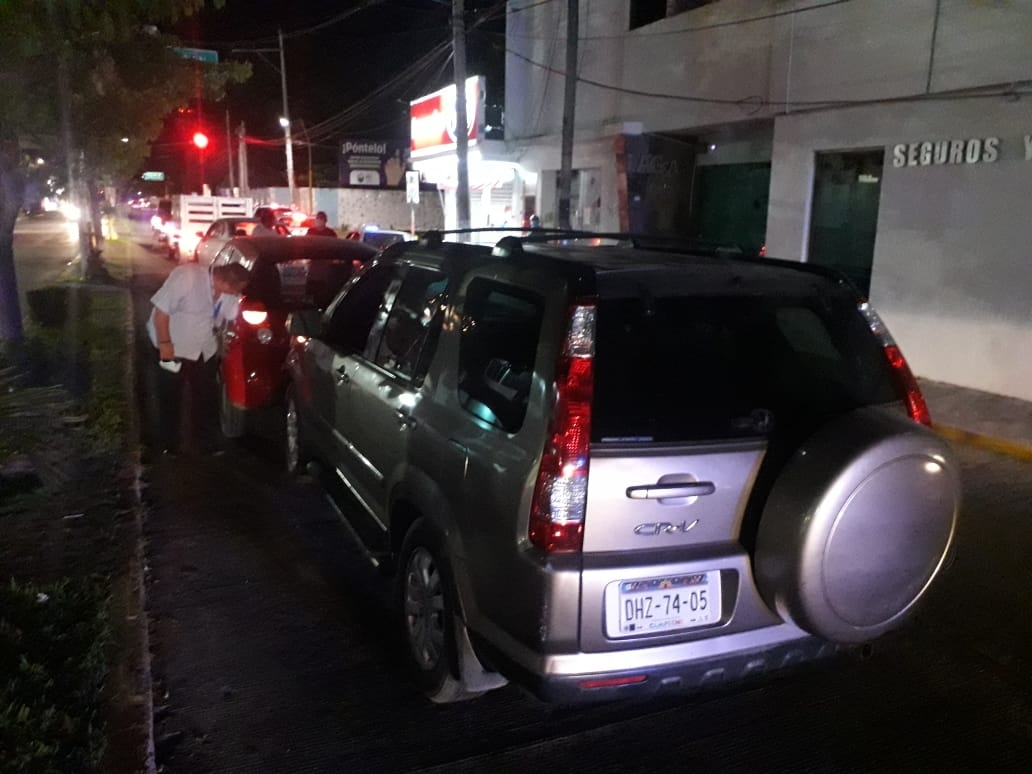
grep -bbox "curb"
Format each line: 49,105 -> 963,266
933,423 -> 1032,463
122,271 -> 158,774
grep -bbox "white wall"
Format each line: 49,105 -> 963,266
766,101 -> 1032,401
250,186 -> 445,233
506,0 -> 1032,143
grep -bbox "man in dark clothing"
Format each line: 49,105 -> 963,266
306,211 -> 337,237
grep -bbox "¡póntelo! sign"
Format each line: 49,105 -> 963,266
338,139 -> 409,189
891,134 -> 1032,168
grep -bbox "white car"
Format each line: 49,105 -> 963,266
191,217 -> 261,264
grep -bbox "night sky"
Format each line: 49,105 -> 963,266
145,0 -> 505,191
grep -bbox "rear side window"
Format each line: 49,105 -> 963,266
592,292 -> 898,443
458,279 -> 544,433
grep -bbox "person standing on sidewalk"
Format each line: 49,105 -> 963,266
147,262 -> 250,455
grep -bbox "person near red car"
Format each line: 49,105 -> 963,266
148,262 -> 250,455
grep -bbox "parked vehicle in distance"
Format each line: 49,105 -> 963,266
254,204 -> 310,235
164,195 -> 254,262
213,236 -> 377,438
194,217 -> 260,265
343,224 -> 414,250
283,231 -> 961,705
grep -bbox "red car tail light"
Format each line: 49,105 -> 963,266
859,302 -> 931,426
529,301 -> 596,553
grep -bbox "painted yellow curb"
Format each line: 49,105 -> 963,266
933,423 -> 1032,462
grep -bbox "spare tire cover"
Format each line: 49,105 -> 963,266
754,407 -> 960,644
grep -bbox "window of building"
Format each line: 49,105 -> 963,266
630,0 -> 719,30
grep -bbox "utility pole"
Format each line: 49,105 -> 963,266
452,0 -> 471,229
237,122 -> 249,195
558,0 -> 579,230
225,110 -> 235,192
279,29 -> 297,208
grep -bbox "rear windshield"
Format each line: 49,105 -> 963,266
592,293 -> 898,444
246,259 -> 354,311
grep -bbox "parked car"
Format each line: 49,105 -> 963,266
213,235 -> 377,438
193,217 -> 261,265
254,204 -> 310,235
343,224 -> 414,250
283,232 -> 960,704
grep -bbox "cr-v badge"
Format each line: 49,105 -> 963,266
633,520 -> 699,536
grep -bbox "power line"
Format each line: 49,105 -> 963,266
251,0 -> 507,144
191,0 -> 390,50
505,46 -> 1032,111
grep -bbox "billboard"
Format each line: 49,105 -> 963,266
339,139 -> 409,189
410,76 -> 485,158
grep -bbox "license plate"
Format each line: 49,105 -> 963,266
605,572 -> 721,638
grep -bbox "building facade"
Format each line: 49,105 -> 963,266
504,0 -> 1032,401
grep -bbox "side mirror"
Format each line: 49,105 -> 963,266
287,309 -> 323,339
234,229 -> 247,236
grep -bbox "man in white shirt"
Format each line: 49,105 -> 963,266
148,262 -> 250,454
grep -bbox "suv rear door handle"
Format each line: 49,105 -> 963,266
626,482 -> 716,500
336,365 -> 350,385
396,410 -> 417,430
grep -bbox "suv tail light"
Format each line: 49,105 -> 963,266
240,298 -> 269,326
529,302 -> 596,553
859,302 -> 931,426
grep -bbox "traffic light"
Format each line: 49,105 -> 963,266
192,131 -> 209,150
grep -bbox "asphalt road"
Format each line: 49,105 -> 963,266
126,224 -> 1032,774
12,212 -> 80,306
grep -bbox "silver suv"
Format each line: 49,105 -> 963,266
283,232 -> 960,704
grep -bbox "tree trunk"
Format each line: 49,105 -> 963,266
0,156 -> 25,345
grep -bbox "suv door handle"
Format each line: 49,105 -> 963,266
396,410 -> 417,430
335,366 -> 350,385
625,482 -> 716,500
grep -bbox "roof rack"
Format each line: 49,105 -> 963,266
417,227 -> 746,258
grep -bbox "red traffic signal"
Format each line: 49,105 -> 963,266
192,131 -> 209,149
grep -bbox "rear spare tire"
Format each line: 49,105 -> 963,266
754,407 -> 960,644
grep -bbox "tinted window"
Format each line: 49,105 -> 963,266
458,280 -> 543,433
592,292 -> 898,444
246,258 -> 355,311
373,268 -> 449,381
324,264 -> 395,353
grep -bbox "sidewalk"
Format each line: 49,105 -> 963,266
920,378 -> 1032,462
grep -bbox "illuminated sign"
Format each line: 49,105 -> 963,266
141,171 -> 165,181
410,76 -> 484,158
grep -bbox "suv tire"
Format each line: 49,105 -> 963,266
396,520 -> 479,703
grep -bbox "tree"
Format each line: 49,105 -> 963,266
0,0 -> 250,347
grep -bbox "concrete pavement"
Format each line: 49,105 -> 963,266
920,378 -> 1032,462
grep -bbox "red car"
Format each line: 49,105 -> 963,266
212,235 -> 377,438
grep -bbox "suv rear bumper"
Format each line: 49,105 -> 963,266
471,629 -> 841,704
